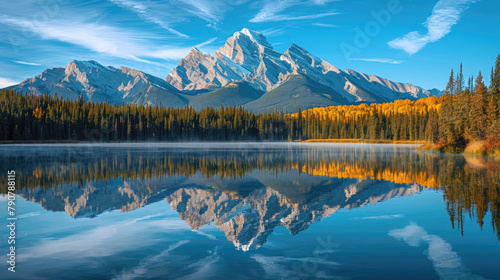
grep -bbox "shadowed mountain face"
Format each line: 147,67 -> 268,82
189,81 -> 264,110
243,73 -> 350,113
2,143 -> 499,248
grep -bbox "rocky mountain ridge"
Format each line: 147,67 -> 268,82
5,28 -> 442,112
8,60 -> 189,106
166,28 -> 439,106
18,170 -> 422,250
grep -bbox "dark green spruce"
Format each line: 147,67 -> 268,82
1,53 -> 499,146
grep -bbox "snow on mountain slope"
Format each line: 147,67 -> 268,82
9,60 -> 188,106
5,28 -> 442,113
165,28 -> 439,104
167,28 -> 291,92
165,47 -> 250,91
342,69 -> 431,101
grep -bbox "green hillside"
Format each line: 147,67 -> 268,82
190,81 -> 263,110
244,73 -> 350,113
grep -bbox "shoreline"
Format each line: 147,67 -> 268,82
0,139 -> 425,146
3,139 -> 496,154
300,139 -> 427,145
1,139 -> 498,157
418,141 -> 500,156
2,139 -> 495,153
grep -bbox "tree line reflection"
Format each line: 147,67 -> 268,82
0,144 -> 498,240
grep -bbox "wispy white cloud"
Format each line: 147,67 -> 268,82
112,240 -> 190,280
13,209 -> 193,280
252,255 -> 342,279
17,212 -> 42,218
0,16 -> 193,63
389,221 -> 429,246
21,223 -> 156,260
252,11 -> 339,22
389,222 -> 486,279
388,0 -> 480,55
108,0 -> 188,37
195,37 -> 218,48
312,23 -> 338,28
351,58 -> 404,64
0,17 -> 152,62
14,60 -> 41,66
179,0 -> 222,26
179,0 -> 250,29
0,77 -> 19,88
179,249 -> 220,280
313,0 -> 341,4
19,215 -> 190,261
261,27 -> 287,37
250,0 -> 339,23
146,48 -> 192,61
250,0 -> 297,23
353,214 -> 405,219
113,242 -> 220,280
192,229 -> 217,240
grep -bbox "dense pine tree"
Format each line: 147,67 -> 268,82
1,53 -> 499,153
490,54 -> 500,137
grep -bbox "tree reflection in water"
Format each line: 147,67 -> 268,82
0,143 -> 498,243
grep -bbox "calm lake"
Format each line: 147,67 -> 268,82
0,143 -> 499,280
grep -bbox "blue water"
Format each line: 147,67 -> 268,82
0,143 -> 498,279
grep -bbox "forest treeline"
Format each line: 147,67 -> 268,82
1,54 -> 499,153
0,89 -> 291,141
2,146 -> 498,239
295,53 -> 500,153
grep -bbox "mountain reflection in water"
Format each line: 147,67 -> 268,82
1,143 -> 499,248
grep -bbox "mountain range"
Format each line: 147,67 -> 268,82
5,28 -> 441,113
19,169 -> 421,251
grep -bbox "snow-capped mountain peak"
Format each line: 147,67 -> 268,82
8,60 -> 187,106
165,28 -> 439,106
238,28 -> 272,49
64,60 -> 108,76
6,28 -> 441,113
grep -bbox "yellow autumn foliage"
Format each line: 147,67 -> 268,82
292,161 -> 440,189
291,97 -> 441,122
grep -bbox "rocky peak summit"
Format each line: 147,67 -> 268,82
165,27 -> 439,105
238,28 -> 273,49
9,59 -> 187,106
216,28 -> 277,73
6,28 -> 442,113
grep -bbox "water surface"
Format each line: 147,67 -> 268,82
0,143 -> 499,279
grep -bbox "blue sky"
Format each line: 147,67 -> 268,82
0,0 -> 498,90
